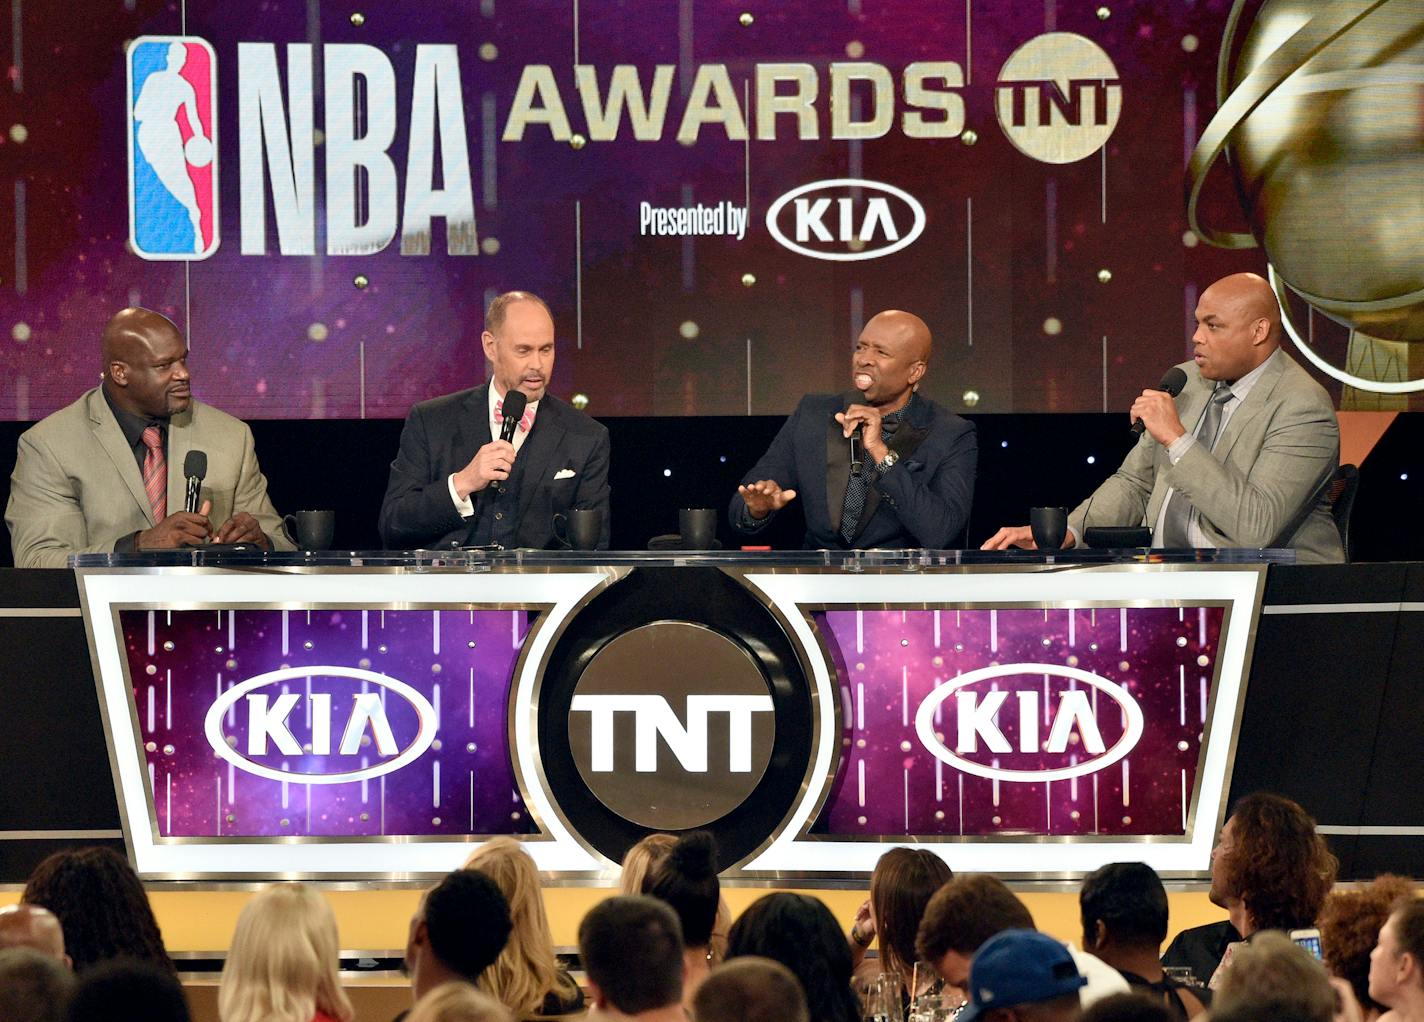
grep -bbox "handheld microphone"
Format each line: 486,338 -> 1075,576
1131,367 -> 1188,435
499,390 -> 528,444
849,423 -> 863,476
183,450 -> 207,514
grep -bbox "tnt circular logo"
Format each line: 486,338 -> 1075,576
995,33 -> 1122,164
567,622 -> 775,830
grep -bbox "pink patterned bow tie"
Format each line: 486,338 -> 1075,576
494,399 -> 534,434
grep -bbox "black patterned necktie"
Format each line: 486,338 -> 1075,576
839,404 -> 907,543
1161,383 -> 1234,548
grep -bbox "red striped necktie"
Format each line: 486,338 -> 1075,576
140,425 -> 167,522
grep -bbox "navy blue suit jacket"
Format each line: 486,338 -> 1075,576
729,393 -> 976,549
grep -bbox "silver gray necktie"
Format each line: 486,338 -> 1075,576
1160,383 -> 1234,548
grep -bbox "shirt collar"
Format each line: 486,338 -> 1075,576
1221,348 -> 1278,402
488,382 -> 540,423
101,383 -> 166,449
880,391 -> 917,432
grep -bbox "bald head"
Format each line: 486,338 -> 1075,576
100,308 -> 192,419
0,905 -> 66,963
853,310 -> 933,409
866,310 -> 933,362
101,308 -> 182,368
1191,273 -> 1283,382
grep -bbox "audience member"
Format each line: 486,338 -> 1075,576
915,874 -> 1127,1005
462,838 -> 584,1017
0,947 -> 73,1022
622,832 -> 731,964
21,846 -> 173,974
578,896 -> 685,1022
1079,862 -> 1209,1018
1368,897 -> 1424,1022
1319,874 -> 1416,1022
217,883 -> 354,1022
64,958 -> 191,1022
692,956 -> 810,1022
1212,931 -> 1333,1022
0,904 -> 70,967
1079,992 -> 1172,1022
645,830 -> 721,1010
957,929 -> 1085,1022
404,870 -> 513,1009
406,982 -> 514,1022
725,892 -> 861,1022
850,846 -> 952,992
1207,793 -> 1337,988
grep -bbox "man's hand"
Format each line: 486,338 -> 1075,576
1130,389 -> 1186,447
452,440 -> 517,499
836,405 -> 889,463
214,511 -> 270,549
738,479 -> 798,520
980,524 -> 1077,551
137,499 -> 212,550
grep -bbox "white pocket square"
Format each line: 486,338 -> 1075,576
553,468 -> 577,480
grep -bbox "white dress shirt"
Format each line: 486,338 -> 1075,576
447,385 -> 540,518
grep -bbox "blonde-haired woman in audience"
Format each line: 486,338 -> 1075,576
407,981 -> 513,1022
620,832 -> 732,964
218,884 -> 354,1022
462,838 -> 584,1018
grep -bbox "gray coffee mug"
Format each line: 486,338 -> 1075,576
283,510 -> 335,551
678,508 -> 717,550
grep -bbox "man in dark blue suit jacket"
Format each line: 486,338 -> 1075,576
729,310 -> 976,550
379,292 -> 610,550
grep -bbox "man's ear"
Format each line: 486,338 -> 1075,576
107,362 -> 128,386
481,331 -> 497,363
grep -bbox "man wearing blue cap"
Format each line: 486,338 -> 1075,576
958,929 -> 1086,1022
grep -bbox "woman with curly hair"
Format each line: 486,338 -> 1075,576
218,884 -> 354,1022
21,846 -> 172,974
1318,874 -> 1415,1022
461,838 -> 583,1019
849,847 -> 952,994
726,893 -> 861,1022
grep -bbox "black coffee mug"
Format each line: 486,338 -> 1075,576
1029,507 -> 1068,550
678,508 -> 717,550
554,508 -> 603,550
283,510 -> 335,551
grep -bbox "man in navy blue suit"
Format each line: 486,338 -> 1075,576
729,310 -> 976,550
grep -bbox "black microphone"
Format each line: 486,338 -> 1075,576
498,389 -> 528,444
1130,367 -> 1188,435
183,450 -> 207,514
849,423 -> 863,477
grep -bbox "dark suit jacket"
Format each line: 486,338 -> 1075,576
378,385 -> 611,550
729,393 -> 977,549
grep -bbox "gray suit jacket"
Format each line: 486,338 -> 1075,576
6,388 -> 292,567
1069,351 -> 1343,563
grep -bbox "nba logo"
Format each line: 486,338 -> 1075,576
126,37 -> 218,260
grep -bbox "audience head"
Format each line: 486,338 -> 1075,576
64,958 -> 191,1022
406,981 -> 514,1022
1209,793 -> 1337,934
217,883 -> 353,1022
692,956 -> 809,1022
959,929 -> 1085,1022
1214,931 -> 1334,1022
916,874 -> 1035,992
646,830 -> 721,949
1319,873 -> 1415,1015
0,904 -> 69,965
725,892 -> 861,1022
0,947 -> 73,1022
1078,992 -> 1170,1022
1079,863 -> 1168,954
869,846 -> 953,980
1369,897 -> 1424,1010
407,869 -> 513,998
578,895 -> 684,1016
460,837 -> 565,1015
620,833 -> 678,896
22,846 -> 171,974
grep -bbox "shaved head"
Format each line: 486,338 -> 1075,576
0,905 -> 67,963
100,307 -> 192,418
866,310 -> 933,363
852,310 -> 934,409
1203,273 -> 1282,345
1191,273 -> 1283,382
101,307 -> 182,369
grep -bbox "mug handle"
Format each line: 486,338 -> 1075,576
282,514 -> 298,544
552,512 -> 571,549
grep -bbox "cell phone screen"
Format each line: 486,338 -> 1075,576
1293,933 -> 1323,960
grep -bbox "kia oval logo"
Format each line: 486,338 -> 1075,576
914,663 -> 1143,783
204,666 -> 438,785
764,178 -> 926,262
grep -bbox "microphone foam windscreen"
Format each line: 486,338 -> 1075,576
183,449 -> 208,480
501,389 -> 528,421
1158,367 -> 1189,396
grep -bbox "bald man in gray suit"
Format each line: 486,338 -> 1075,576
983,273 -> 1343,563
6,308 -> 291,568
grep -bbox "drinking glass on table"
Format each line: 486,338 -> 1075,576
909,960 -> 960,1022
861,970 -> 905,1022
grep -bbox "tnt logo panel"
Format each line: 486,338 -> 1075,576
127,36 -> 219,259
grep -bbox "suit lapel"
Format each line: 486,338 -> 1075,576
459,385 -> 493,462
1214,354 -> 1284,465
88,390 -> 158,526
825,408 -> 850,533
515,401 -> 566,528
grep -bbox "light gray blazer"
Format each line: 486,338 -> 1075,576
6,388 -> 293,567
1069,350 -> 1344,563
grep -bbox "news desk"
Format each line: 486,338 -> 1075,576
1,549 -> 1421,891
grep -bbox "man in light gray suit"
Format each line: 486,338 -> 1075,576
6,308 -> 291,567
983,273 -> 1343,563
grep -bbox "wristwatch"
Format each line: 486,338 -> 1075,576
876,450 -> 899,473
